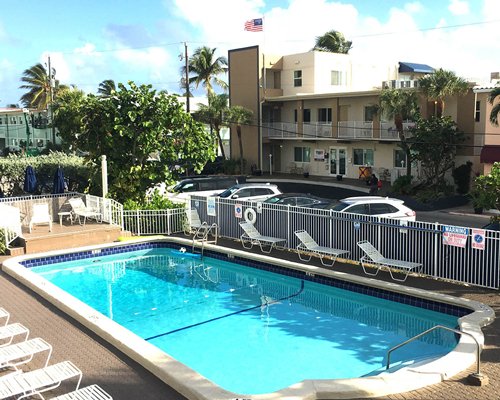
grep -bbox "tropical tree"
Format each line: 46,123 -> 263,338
418,68 -> 469,117
184,46 -> 228,95
97,79 -> 116,98
52,88 -> 87,151
379,88 -> 419,176
488,87 -> 500,126
73,81 -> 215,202
193,93 -> 228,158
19,63 -> 66,109
313,30 -> 352,54
225,106 -> 253,174
409,116 -> 465,189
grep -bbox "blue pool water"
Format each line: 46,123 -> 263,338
32,247 -> 461,395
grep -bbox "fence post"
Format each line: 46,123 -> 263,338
167,209 -> 171,235
136,209 -> 141,236
434,222 -> 440,279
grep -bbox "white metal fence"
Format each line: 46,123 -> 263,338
123,208 -> 185,236
187,195 -> 500,290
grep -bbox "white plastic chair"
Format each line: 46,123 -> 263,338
294,229 -> 349,267
0,360 -> 82,399
0,308 -> 9,327
51,384 -> 113,400
29,203 -> 52,233
68,198 -> 102,226
0,337 -> 52,371
0,323 -> 29,347
239,222 -> 286,253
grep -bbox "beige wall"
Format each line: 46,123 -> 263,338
228,46 -> 261,170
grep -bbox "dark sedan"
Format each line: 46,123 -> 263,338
263,193 -> 331,207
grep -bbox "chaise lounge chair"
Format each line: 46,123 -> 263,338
184,209 -> 218,243
294,229 -> 350,267
0,308 -> 9,327
0,360 -> 82,399
357,240 -> 423,282
239,222 -> 287,254
68,198 -> 102,226
29,203 -> 53,233
51,384 -> 113,400
0,337 -> 52,372
0,323 -> 29,347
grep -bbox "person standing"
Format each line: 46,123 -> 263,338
369,173 -> 379,195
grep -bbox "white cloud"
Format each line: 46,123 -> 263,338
404,2 -> 424,14
448,0 -> 469,15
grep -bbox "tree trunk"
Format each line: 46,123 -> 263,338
215,129 -> 226,159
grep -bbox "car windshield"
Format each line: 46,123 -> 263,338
331,202 -> 350,211
218,187 -> 240,198
264,196 -> 284,204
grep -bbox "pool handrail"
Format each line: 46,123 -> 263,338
386,324 -> 481,376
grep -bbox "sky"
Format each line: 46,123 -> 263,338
1,0 -> 499,107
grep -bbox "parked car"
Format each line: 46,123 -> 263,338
329,196 -> 417,221
157,175 -> 245,203
482,220 -> 500,231
216,183 -> 281,202
264,193 -> 330,207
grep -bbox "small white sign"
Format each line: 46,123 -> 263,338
471,229 -> 485,250
207,197 -> 216,216
235,204 -> 243,219
442,225 -> 469,248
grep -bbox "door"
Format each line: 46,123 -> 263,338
330,147 -> 347,176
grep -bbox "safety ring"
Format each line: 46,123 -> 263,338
244,208 -> 257,224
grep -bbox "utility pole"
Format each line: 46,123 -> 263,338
48,56 -> 56,144
184,42 -> 190,113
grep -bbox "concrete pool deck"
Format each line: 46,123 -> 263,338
0,237 -> 498,400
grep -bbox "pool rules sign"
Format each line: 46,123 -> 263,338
442,225 -> 469,248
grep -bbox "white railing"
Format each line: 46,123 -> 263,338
264,122 -> 298,138
2,226 -> 18,248
122,208 -> 185,236
379,122 -> 416,140
189,195 -> 500,290
338,121 -> 373,139
84,194 -> 123,226
302,123 -> 333,138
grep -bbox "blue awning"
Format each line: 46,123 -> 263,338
399,62 -> 434,74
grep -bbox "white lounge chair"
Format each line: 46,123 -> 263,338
51,384 -> 113,400
0,323 -> 29,347
294,229 -> 349,267
184,209 -> 217,243
0,309 -> 8,327
0,337 -> 52,371
68,198 -> 102,226
0,360 -> 82,399
29,203 -> 53,233
239,222 -> 287,254
357,240 -> 423,282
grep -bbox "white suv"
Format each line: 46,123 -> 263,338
331,196 -> 416,221
216,183 -> 281,202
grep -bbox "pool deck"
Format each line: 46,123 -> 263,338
0,236 -> 498,400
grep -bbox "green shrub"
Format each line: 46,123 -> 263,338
123,190 -> 183,210
391,175 -> 414,195
452,161 -> 473,194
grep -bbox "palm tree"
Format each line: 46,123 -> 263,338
193,93 -> 228,158
418,68 -> 468,117
379,88 -> 420,176
226,106 -> 253,174
313,30 -> 352,54
19,63 -> 67,110
184,46 -> 228,95
488,87 -> 500,126
19,63 -> 51,109
97,79 -> 116,98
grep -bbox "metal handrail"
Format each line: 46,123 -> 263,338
386,324 -> 481,375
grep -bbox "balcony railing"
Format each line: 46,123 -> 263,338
263,120 -> 414,141
338,121 -> 373,139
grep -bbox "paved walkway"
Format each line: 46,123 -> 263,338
1,239 -> 498,400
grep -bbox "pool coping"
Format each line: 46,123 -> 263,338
2,237 -> 495,400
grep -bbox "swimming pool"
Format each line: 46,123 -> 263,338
3,238 -> 493,400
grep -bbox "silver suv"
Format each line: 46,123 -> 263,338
331,196 -> 416,221
216,183 -> 281,202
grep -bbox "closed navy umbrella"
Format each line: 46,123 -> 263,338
23,165 -> 37,193
52,167 -> 65,194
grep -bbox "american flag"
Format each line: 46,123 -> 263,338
244,18 -> 263,32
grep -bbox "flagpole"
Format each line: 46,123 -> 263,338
259,15 -> 266,171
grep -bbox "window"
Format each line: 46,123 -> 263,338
394,149 -> 407,168
318,108 -> 332,123
331,70 -> 346,86
353,149 -> 374,165
303,109 -> 311,123
475,101 -> 481,122
346,204 -> 369,214
364,106 -> 377,122
294,70 -> 302,87
294,147 -> 311,162
369,203 -> 398,215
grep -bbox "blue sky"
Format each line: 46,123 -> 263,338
1,0 -> 498,106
